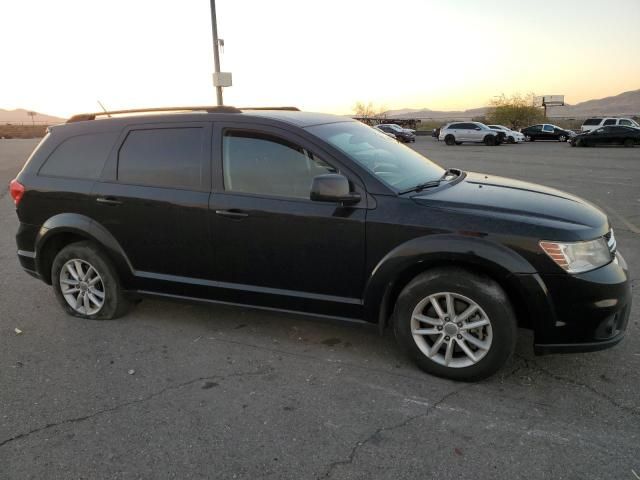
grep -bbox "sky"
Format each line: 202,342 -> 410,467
1,0 -> 639,119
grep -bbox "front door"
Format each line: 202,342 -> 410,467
207,123 -> 367,318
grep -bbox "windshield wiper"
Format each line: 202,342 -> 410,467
399,168 -> 462,195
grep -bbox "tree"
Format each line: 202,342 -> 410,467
486,93 -> 545,130
353,101 -> 386,118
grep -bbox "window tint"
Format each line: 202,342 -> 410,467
39,132 -> 117,179
448,123 -> 463,129
118,128 -> 203,189
583,118 -> 602,126
619,119 -> 632,126
542,125 -> 554,132
529,125 -> 542,131
603,119 -> 616,126
223,131 -> 336,199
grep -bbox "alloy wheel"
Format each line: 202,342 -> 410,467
410,292 -> 493,368
59,258 -> 105,315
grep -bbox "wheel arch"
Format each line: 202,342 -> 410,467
363,235 -> 537,333
35,213 -> 133,285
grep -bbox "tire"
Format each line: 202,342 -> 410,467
445,135 -> 456,146
525,135 -> 533,142
508,136 -> 515,144
623,138 -> 634,148
51,241 -> 130,320
393,267 -> 517,381
558,135 -> 567,142
484,135 -> 496,146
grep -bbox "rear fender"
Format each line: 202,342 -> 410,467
35,213 -> 133,284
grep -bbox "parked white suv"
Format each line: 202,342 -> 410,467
488,125 -> 525,143
581,117 -> 639,132
439,122 -> 501,146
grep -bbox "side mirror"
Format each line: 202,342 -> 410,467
310,174 -> 361,205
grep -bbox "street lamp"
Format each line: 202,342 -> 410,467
209,0 -> 232,106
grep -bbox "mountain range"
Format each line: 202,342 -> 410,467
0,108 -> 65,124
383,89 -> 640,120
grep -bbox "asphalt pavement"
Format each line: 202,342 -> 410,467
1,137 -> 638,480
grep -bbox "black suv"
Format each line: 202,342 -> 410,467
10,106 -> 631,381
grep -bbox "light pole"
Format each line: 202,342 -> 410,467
209,0 -> 223,106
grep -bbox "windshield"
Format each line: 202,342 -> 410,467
307,122 -> 445,191
387,124 -> 404,132
476,123 -> 491,130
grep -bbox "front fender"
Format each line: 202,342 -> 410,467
363,234 -> 538,327
35,213 -> 133,283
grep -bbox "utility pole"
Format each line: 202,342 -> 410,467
209,0 -> 223,106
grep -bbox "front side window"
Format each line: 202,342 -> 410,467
118,128 -> 203,189
603,119 -> 616,126
222,131 -> 336,199
542,125 -> 554,132
39,132 -> 117,179
307,121 -> 444,192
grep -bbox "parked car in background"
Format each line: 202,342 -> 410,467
571,125 -> 640,147
375,124 -> 416,143
439,122 -> 502,146
10,106 -> 630,381
581,117 -> 640,132
521,124 -> 574,142
488,125 -> 525,143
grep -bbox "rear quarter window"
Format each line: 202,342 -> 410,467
38,132 -> 118,179
583,118 -> 602,126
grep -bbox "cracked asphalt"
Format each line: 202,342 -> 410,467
1,137 -> 639,479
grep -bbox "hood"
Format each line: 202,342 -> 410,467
411,172 -> 608,238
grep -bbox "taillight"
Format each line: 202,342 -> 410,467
9,179 -> 25,206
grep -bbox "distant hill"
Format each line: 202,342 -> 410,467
382,89 -> 640,120
0,108 -> 65,124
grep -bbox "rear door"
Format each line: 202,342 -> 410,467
93,122 -> 213,284
207,122 -> 367,317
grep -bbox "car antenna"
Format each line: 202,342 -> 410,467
97,100 -> 111,118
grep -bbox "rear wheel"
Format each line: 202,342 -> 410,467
525,135 -> 533,142
394,268 -> 517,381
52,241 -> 130,320
445,135 -> 456,146
484,135 -> 496,146
624,138 -> 634,148
455,141 -> 462,145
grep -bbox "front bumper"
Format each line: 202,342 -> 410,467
518,252 -> 632,355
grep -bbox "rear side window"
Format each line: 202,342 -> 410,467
39,132 -> 117,179
542,125 -> 554,132
448,123 -> 463,129
117,128 -> 203,189
603,119 -> 616,126
619,119 -> 632,126
583,118 -> 602,126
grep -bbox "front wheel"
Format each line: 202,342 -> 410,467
525,135 -> 533,142
484,135 -> 496,146
624,138 -> 634,148
558,135 -> 567,142
508,136 -> 515,144
445,135 -> 456,146
52,241 -> 130,320
394,268 -> 517,381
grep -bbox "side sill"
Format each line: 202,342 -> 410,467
135,290 -> 371,328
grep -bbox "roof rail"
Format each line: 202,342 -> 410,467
241,106 -> 300,111
66,105 -> 242,123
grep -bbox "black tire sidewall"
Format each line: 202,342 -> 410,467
445,135 -> 455,146
394,268 -> 517,381
51,241 -> 127,320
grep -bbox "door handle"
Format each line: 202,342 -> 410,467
215,209 -> 249,218
96,196 -> 123,206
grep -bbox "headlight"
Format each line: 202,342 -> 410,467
539,237 -> 611,273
